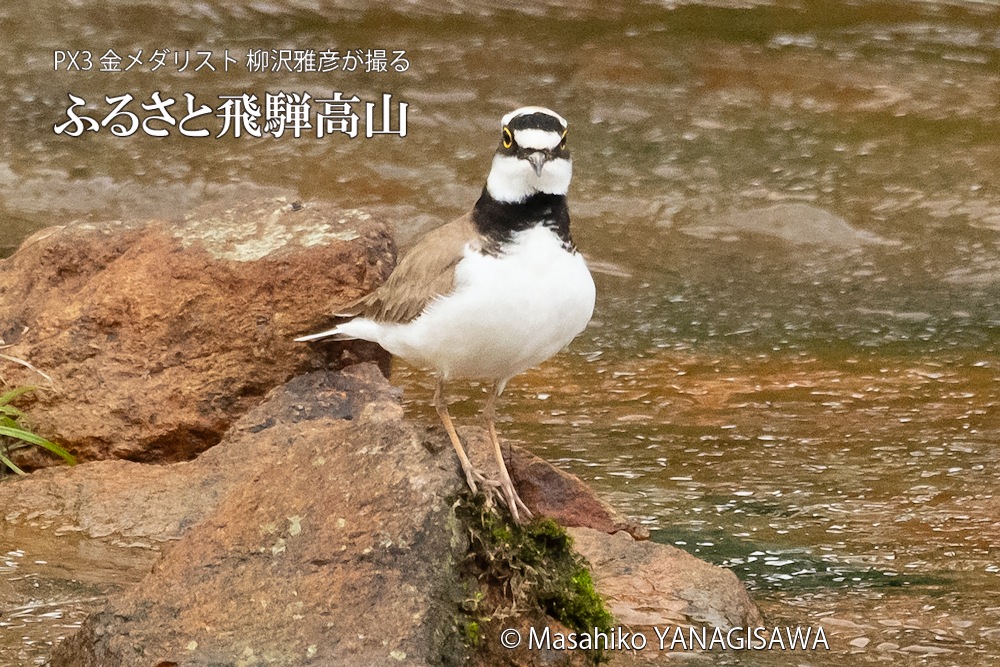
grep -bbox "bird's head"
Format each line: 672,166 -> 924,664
485,107 -> 572,203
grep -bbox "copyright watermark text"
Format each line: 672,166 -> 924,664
499,625 -> 830,652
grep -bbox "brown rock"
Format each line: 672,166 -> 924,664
509,445 -> 650,541
0,366 -> 406,545
0,193 -> 394,467
0,380 -> 636,552
50,364 -> 474,667
3,365 -> 760,666
0,577 -> 14,606
569,527 -> 763,630
470,616 -> 591,667
40,365 -> 606,667
456,427 -> 649,540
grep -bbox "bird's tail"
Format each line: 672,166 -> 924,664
294,327 -> 356,342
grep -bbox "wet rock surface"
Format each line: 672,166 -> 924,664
0,364 -> 762,666
569,528 -> 763,630
457,428 -> 650,542
0,193 -> 394,468
0,372 -> 647,551
47,364 -> 470,667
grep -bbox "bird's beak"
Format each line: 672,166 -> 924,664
527,152 -> 547,177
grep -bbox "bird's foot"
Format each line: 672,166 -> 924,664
476,480 -> 531,525
500,479 -> 533,525
472,469 -> 503,490
459,465 -> 531,524
459,463 -> 502,496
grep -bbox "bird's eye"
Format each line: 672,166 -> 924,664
502,127 -> 513,149
560,130 -> 567,149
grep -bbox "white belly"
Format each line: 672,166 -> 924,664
349,226 -> 595,381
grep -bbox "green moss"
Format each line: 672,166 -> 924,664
455,493 -> 614,663
463,621 -> 480,647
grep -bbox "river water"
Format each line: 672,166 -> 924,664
2,1 -> 1000,664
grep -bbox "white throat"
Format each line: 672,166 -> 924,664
485,155 -> 572,203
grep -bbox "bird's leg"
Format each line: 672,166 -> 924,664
484,382 -> 533,524
434,377 -> 491,495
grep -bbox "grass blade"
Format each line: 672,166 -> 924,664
0,426 -> 76,465
0,405 -> 24,419
0,385 -> 37,407
0,450 -> 25,475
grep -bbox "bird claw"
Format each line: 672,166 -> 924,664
512,492 -> 533,520
462,465 -> 501,492
472,468 -> 502,488
500,481 -> 533,524
460,465 -> 532,524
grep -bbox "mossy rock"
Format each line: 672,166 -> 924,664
451,493 -> 614,666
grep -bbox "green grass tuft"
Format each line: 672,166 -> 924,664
0,386 -> 75,476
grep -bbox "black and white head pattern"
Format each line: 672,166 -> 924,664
485,106 -> 572,204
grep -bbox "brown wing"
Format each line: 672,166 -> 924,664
337,212 -> 482,324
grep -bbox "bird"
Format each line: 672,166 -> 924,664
296,106 -> 595,524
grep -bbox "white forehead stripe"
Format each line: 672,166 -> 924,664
501,106 -> 567,128
513,128 -> 563,150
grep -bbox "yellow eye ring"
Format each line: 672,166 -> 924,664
502,127 -> 513,149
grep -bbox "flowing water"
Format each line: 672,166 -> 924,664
2,1 -> 1000,664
